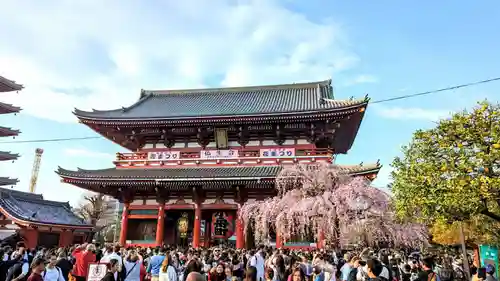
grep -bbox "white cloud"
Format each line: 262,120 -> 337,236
63,148 -> 114,159
372,105 -> 451,121
344,74 -> 378,86
0,0 -> 360,123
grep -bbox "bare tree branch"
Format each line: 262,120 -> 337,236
74,192 -> 115,226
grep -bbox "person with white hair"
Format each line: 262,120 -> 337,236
71,243 -> 97,281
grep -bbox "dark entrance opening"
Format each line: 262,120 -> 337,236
164,210 -> 194,246
38,232 -> 60,248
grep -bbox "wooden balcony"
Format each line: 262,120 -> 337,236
114,148 -> 333,167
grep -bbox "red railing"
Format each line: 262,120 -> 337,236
115,148 -> 332,162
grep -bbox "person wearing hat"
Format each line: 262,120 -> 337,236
486,264 -> 497,281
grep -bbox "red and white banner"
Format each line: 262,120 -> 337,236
259,148 -> 295,158
200,150 -> 238,159
147,151 -> 180,160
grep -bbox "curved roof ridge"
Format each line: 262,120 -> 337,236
144,79 -> 332,96
14,195 -> 71,209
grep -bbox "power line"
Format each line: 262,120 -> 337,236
370,76 -> 500,104
0,136 -> 101,144
1,76 -> 499,145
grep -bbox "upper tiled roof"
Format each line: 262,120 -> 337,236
0,102 -> 21,115
0,76 -> 23,93
0,126 -> 19,137
0,178 -> 18,187
0,151 -> 19,161
57,163 -> 381,180
0,188 -> 92,227
74,80 -> 368,120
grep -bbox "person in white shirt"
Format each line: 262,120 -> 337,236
101,245 -> 123,280
249,247 -> 265,281
10,248 -> 29,278
101,246 -> 123,269
43,253 -> 65,281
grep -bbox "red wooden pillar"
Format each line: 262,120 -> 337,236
21,228 -> 38,249
155,202 -> 165,246
317,230 -> 325,249
119,203 -> 129,246
236,209 -> 245,249
275,229 -> 282,249
192,203 -> 201,248
59,230 -> 74,247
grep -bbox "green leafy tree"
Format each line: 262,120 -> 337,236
391,100 -> 500,224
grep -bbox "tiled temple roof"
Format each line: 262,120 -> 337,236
0,126 -> 19,137
0,76 -> 23,93
0,178 -> 18,187
74,80 -> 368,120
57,163 -> 381,180
0,188 -> 92,228
0,102 -> 21,115
0,151 -> 19,161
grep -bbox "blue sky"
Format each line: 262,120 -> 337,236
0,0 -> 498,206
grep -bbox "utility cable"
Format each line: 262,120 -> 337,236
1,76 -> 499,144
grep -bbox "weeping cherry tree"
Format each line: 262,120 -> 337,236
239,162 -> 427,247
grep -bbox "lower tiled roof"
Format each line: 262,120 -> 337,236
0,188 -> 92,228
57,163 -> 381,180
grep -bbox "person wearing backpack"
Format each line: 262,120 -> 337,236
43,253 -> 65,281
6,251 -> 29,281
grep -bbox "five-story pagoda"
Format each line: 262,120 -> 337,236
0,76 -> 22,187
57,79 -> 381,248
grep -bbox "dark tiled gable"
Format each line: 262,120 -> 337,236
74,80 -> 368,120
0,188 -> 90,226
57,164 -> 381,180
0,76 -> 23,93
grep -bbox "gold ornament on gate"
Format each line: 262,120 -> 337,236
178,212 -> 189,238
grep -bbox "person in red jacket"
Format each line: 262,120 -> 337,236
71,244 -> 96,281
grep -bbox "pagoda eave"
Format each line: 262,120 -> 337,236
0,151 -> 19,161
0,177 -> 18,186
0,126 -> 20,137
0,102 -> 21,115
0,76 -> 23,93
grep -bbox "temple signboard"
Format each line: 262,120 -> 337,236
200,150 -> 238,159
148,151 -> 180,160
260,148 -> 295,158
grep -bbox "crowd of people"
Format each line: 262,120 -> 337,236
0,241 -> 494,281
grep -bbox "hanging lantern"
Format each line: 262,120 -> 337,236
177,213 -> 189,238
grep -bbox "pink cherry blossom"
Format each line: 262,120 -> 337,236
239,162 -> 428,247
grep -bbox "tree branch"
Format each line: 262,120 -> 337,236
481,209 -> 500,222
